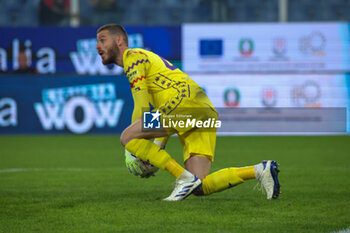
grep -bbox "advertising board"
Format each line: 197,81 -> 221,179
0,26 -> 181,75
183,23 -> 350,73
0,75 -> 133,134
190,74 -> 350,134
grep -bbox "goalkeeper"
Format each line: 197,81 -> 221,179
96,24 -> 280,201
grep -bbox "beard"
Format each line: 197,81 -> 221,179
102,42 -> 119,65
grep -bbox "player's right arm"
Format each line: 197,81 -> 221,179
130,89 -> 149,123
124,50 -> 150,123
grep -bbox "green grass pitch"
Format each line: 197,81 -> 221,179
1,135 -> 349,233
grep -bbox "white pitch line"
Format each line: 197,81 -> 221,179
331,227 -> 350,233
0,168 -> 123,173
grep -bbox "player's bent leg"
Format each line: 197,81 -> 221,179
125,139 -> 186,179
121,118 -> 181,174
190,162 -> 263,196
192,161 -> 281,199
185,154 -> 212,180
163,170 -> 201,201
125,139 -> 170,170
184,155 -> 212,197
183,154 -> 247,196
200,168 -> 245,195
125,138 -> 201,201
121,118 -> 202,201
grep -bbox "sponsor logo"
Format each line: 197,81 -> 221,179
270,38 -> 289,61
34,83 -> 124,134
273,38 -> 287,56
143,110 -> 161,129
224,88 -> 240,108
261,87 -> 277,107
291,80 -> 322,107
299,31 -> 326,57
0,98 -> 17,127
200,39 -> 223,57
239,38 -> 254,57
0,38 -> 56,73
270,37 -> 289,61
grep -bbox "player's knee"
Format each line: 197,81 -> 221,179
195,173 -> 208,181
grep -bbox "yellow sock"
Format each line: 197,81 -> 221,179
236,166 -> 256,180
125,139 -> 184,178
202,168 -> 244,195
165,158 -> 185,179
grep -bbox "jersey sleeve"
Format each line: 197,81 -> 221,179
124,51 -> 151,122
124,51 -> 150,92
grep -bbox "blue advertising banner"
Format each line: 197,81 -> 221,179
0,26 -> 181,75
0,75 -> 133,134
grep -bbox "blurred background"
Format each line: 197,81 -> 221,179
1,0 -> 350,27
0,0 -> 349,135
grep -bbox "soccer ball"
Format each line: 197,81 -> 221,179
125,150 -> 159,178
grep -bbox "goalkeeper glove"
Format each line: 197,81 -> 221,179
125,149 -> 143,176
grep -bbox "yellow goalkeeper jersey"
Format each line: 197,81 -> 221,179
123,48 -> 215,123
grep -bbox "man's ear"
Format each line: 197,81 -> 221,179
116,35 -> 123,46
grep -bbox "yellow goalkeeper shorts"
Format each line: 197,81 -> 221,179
178,129 -> 216,163
154,84 -> 218,162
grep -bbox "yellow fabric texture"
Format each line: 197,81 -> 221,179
123,48 -> 196,122
125,139 -> 185,178
178,130 -> 216,163
165,158 -> 185,179
236,166 -> 256,180
202,168 -> 244,195
125,138 -> 171,170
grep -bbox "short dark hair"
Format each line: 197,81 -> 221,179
97,24 -> 128,46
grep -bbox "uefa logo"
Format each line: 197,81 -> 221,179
143,110 -> 161,129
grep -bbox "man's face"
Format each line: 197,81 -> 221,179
96,30 -> 119,65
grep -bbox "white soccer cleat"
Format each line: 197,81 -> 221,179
163,171 -> 202,201
257,160 -> 281,200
